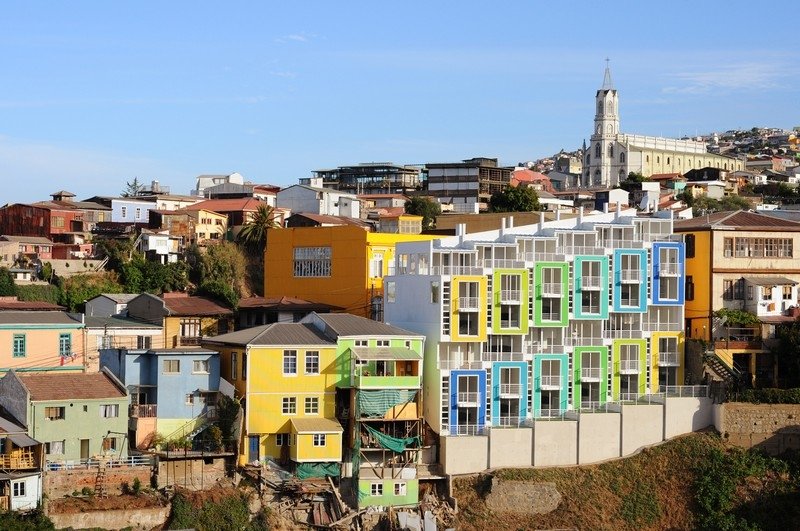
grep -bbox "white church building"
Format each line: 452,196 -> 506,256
584,65 -> 744,188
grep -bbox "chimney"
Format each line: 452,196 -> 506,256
603,202 -> 609,214
556,209 -> 561,221
500,217 -> 506,236
508,216 -> 514,228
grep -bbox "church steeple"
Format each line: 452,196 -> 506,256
601,58 -> 614,90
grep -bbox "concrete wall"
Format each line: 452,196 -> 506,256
488,428 -> 533,469
664,397 -> 713,439
157,457 -> 228,490
45,466 -> 152,498
533,421 -> 577,467
49,506 -> 170,531
441,436 -> 489,475
621,404 -> 663,455
578,413 -> 620,464
715,403 -> 800,455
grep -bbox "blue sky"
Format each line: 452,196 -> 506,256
1,2 -> 797,203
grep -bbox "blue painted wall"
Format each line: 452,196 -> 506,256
111,198 -> 156,223
651,242 -> 685,305
532,354 -> 569,417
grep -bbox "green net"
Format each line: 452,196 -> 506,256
357,389 -> 418,418
295,462 -> 341,479
363,424 -> 421,453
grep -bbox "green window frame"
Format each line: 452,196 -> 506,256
59,333 -> 71,358
12,334 -> 26,358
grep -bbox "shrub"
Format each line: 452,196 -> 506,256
739,388 -> 800,404
132,477 -> 142,496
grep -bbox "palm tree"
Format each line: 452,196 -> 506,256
236,204 -> 280,252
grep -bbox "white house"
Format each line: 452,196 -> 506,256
276,184 -> 360,219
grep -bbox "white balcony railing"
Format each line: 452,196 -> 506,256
540,312 -> 562,322
486,351 -> 525,362
438,359 -> 484,370
579,276 -> 602,290
449,424 -> 488,437
482,259 -> 525,269
499,290 -> 521,303
431,265 -> 484,276
659,385 -> 708,398
659,263 -> 680,276
620,270 -> 641,283
495,416 -> 533,428
580,367 -> 602,382
537,408 -> 564,418
659,352 -> 680,366
541,283 -> 563,297
498,383 -> 521,397
457,392 -> 481,406
457,297 -> 481,311
540,375 -> 561,390
619,359 -> 640,374
603,329 -> 642,339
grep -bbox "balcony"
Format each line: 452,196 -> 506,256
659,263 -> 680,276
0,451 -> 36,470
449,424 -> 487,436
438,359 -> 485,370
179,336 -> 201,346
539,375 -> 561,390
619,359 -> 640,374
658,351 -> 680,366
129,404 -> 158,418
482,259 -> 525,269
495,416 -> 533,428
499,290 -> 522,304
457,392 -> 482,406
619,270 -> 641,283
580,367 -> 602,382
498,383 -> 522,397
431,265 -> 484,276
458,297 -> 481,312
541,283 -> 563,297
356,373 -> 421,389
579,276 -> 602,290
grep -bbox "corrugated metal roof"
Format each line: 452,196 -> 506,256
0,415 -> 27,435
84,316 -> 161,329
314,313 -> 422,338
290,417 -> 343,434
204,322 -> 334,347
352,347 -> 421,360
162,295 -> 233,317
0,311 -> 81,326
96,293 -> 139,304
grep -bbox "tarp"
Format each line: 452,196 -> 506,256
357,389 -> 418,418
363,424 -> 421,454
295,462 -> 341,480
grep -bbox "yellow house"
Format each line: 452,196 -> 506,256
264,225 -> 438,319
182,208 -> 228,246
0,311 -> 85,373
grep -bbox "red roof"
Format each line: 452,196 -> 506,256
17,372 -> 125,401
649,173 -> 683,181
0,297 -> 64,311
162,293 -> 233,316
182,198 -> 267,213
238,296 -> 341,311
674,210 -> 800,231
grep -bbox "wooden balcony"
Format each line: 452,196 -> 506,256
0,451 -> 37,470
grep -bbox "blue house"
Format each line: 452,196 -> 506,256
100,347 -> 221,449
83,196 -> 156,224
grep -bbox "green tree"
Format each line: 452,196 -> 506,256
191,241 -> 248,305
95,237 -> 135,272
618,172 -> 648,193
0,267 -> 18,296
489,185 -> 541,213
404,196 -> 441,230
57,273 -> 123,312
121,177 -> 145,197
236,204 -> 280,252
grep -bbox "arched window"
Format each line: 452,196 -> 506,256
646,155 -> 650,163
586,154 -> 591,164
598,102 -> 603,114
609,145 -> 614,157
667,157 -> 671,165
595,143 -> 601,157
619,169 -> 625,181
620,152 -> 626,163
657,156 -> 660,164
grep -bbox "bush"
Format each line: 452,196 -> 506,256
132,477 -> 142,496
738,388 -> 800,404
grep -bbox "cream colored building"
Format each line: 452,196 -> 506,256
585,65 -> 744,187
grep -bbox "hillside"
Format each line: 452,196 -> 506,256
452,431 -> 800,531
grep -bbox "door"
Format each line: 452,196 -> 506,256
80,439 -> 90,460
248,435 -> 260,463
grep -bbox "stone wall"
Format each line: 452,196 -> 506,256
49,506 -> 170,530
714,403 -> 800,454
45,466 -> 152,498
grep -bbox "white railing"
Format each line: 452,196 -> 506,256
580,367 -> 602,381
659,263 -> 680,276
578,401 -> 604,411
659,385 -> 708,398
601,239 -> 644,249
579,276 -> 602,290
457,392 -> 481,405
579,305 -> 601,314
540,312 -> 563,322
449,424 -> 487,436
486,351 -> 525,362
499,290 -> 521,303
603,329 -> 642,339
483,259 -> 525,269
641,321 -> 683,332
498,383 -> 521,396
431,266 -> 484,276
659,352 -> 680,366
495,417 -> 533,428
438,359 -> 484,370
620,270 -> 641,283
540,375 -> 561,389
562,246 -> 602,255
457,297 -> 481,311
537,408 -> 565,418
527,341 -> 567,354
541,283 -> 563,296
46,455 -> 153,471
619,392 -> 640,402
619,359 -> 640,374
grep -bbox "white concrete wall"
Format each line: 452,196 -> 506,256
533,420 -> 577,467
712,403 -> 724,433
488,428 -> 533,469
664,397 -> 713,439
578,412 -> 621,464
441,435 -> 489,475
621,404 -> 663,455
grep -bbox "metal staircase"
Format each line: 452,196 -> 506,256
164,407 -> 217,447
704,349 -> 742,383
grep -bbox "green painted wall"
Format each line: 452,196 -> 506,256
572,346 -> 609,405
358,478 -> 419,507
611,339 -> 648,399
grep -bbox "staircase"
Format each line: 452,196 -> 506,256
704,349 -> 742,383
94,464 -> 108,497
164,407 -> 217,449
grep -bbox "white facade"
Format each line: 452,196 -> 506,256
3,473 -> 42,511
192,172 -> 245,196
276,185 -> 361,218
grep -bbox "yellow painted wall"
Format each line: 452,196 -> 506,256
291,432 -> 342,462
450,275 -> 488,342
164,316 -> 228,349
683,230 -> 712,340
0,327 -> 85,372
190,210 -> 228,244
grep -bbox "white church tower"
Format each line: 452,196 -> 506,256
586,62 -> 626,187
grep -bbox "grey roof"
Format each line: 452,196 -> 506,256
83,316 -> 162,329
352,347 -> 421,361
744,276 -> 798,286
0,311 -> 82,326
97,293 -> 139,304
0,415 -> 27,436
147,347 -> 218,355
314,313 -> 423,338
203,322 -> 335,347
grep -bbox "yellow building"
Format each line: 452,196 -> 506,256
264,225 -> 437,319
675,211 -> 800,385
182,208 -> 228,246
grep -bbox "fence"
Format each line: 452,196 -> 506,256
46,454 -> 153,471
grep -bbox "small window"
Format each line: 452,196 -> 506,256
431,281 -> 440,303
12,334 -> 26,358
312,434 -> 326,447
355,340 -> 368,347
394,482 -> 407,496
193,360 -> 210,374
12,480 -> 25,497
231,352 -> 238,380
305,351 -> 320,375
121,206 -> 128,218
387,281 -> 396,303
164,359 -> 180,374
45,440 -> 65,454
137,336 -> 152,349
102,437 -> 117,451
45,407 -> 65,420
283,350 -> 297,375
282,397 -> 297,415
685,234 -> 695,258
305,397 -> 319,415
186,394 -> 194,405
135,207 -> 142,219
276,433 -> 291,446
59,333 -> 71,358
371,483 -> 383,496
100,404 -> 119,418
686,276 -> 695,301
377,340 -> 390,347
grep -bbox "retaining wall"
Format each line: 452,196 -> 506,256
49,506 -> 170,530
714,402 -> 800,454
44,466 -> 152,498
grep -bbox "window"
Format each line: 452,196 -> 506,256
685,234 -> 695,258
293,246 -> 332,277
762,286 -> 773,300
231,352 -> 238,380
313,434 -> 326,447
686,276 -> 695,301
283,350 -> 297,375
387,281 -> 396,303
394,482 -> 407,496
186,393 -> 194,405
595,143 -> 601,157
723,280 -> 734,300
370,483 -> 383,496
137,335 -> 152,349
369,252 -> 384,278
135,207 -> 142,219
747,285 -> 754,300
59,333 -> 71,358
620,152 -> 626,163
12,480 -> 25,497
102,437 -> 117,451
783,285 -> 793,300
12,334 -> 25,358
121,206 -> 128,218
180,318 -> 201,339
276,433 -> 291,446
242,353 -> 247,380
100,404 -> 119,418
45,407 -> 65,420
305,351 -> 320,375
193,360 -> 210,373
430,281 -> 440,303
376,340 -> 390,347
355,340 -> 368,347
164,360 -> 180,373
282,397 -> 297,415
305,397 -> 319,415
45,440 -> 65,454
734,279 -> 745,300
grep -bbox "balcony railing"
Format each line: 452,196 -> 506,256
457,392 -> 481,406
541,283 -> 563,297
357,373 -> 421,389
658,352 -> 680,366
482,259 -> 525,269
619,359 -> 640,374
438,359 -> 484,370
603,329 -> 642,339
580,367 -> 602,382
179,336 -> 201,346
486,351 -> 525,362
431,265 -> 484,276
0,496 -> 7,511
0,453 -> 36,470
499,290 -> 521,303
562,246 -> 603,256
659,263 -> 680,276
659,385 -> 708,398
620,270 -> 641,283
568,336 -> 604,347
619,392 -> 640,402
579,276 -> 602,290
495,416 -> 533,428
498,383 -> 522,397
449,424 -> 488,437
539,375 -> 561,390
537,408 -> 564,418
457,297 -> 481,311
540,312 -> 563,322
129,404 -> 157,418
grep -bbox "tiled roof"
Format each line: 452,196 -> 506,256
83,316 -> 162,329
649,173 -> 683,181
674,210 -> 800,231
0,299 -> 64,311
182,198 -> 266,213
314,313 -> 422,338
203,322 -> 334,347
0,235 -> 54,244
288,213 -> 372,228
0,311 -> 81,325
237,296 -> 340,311
17,371 -> 126,401
162,295 -> 233,317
